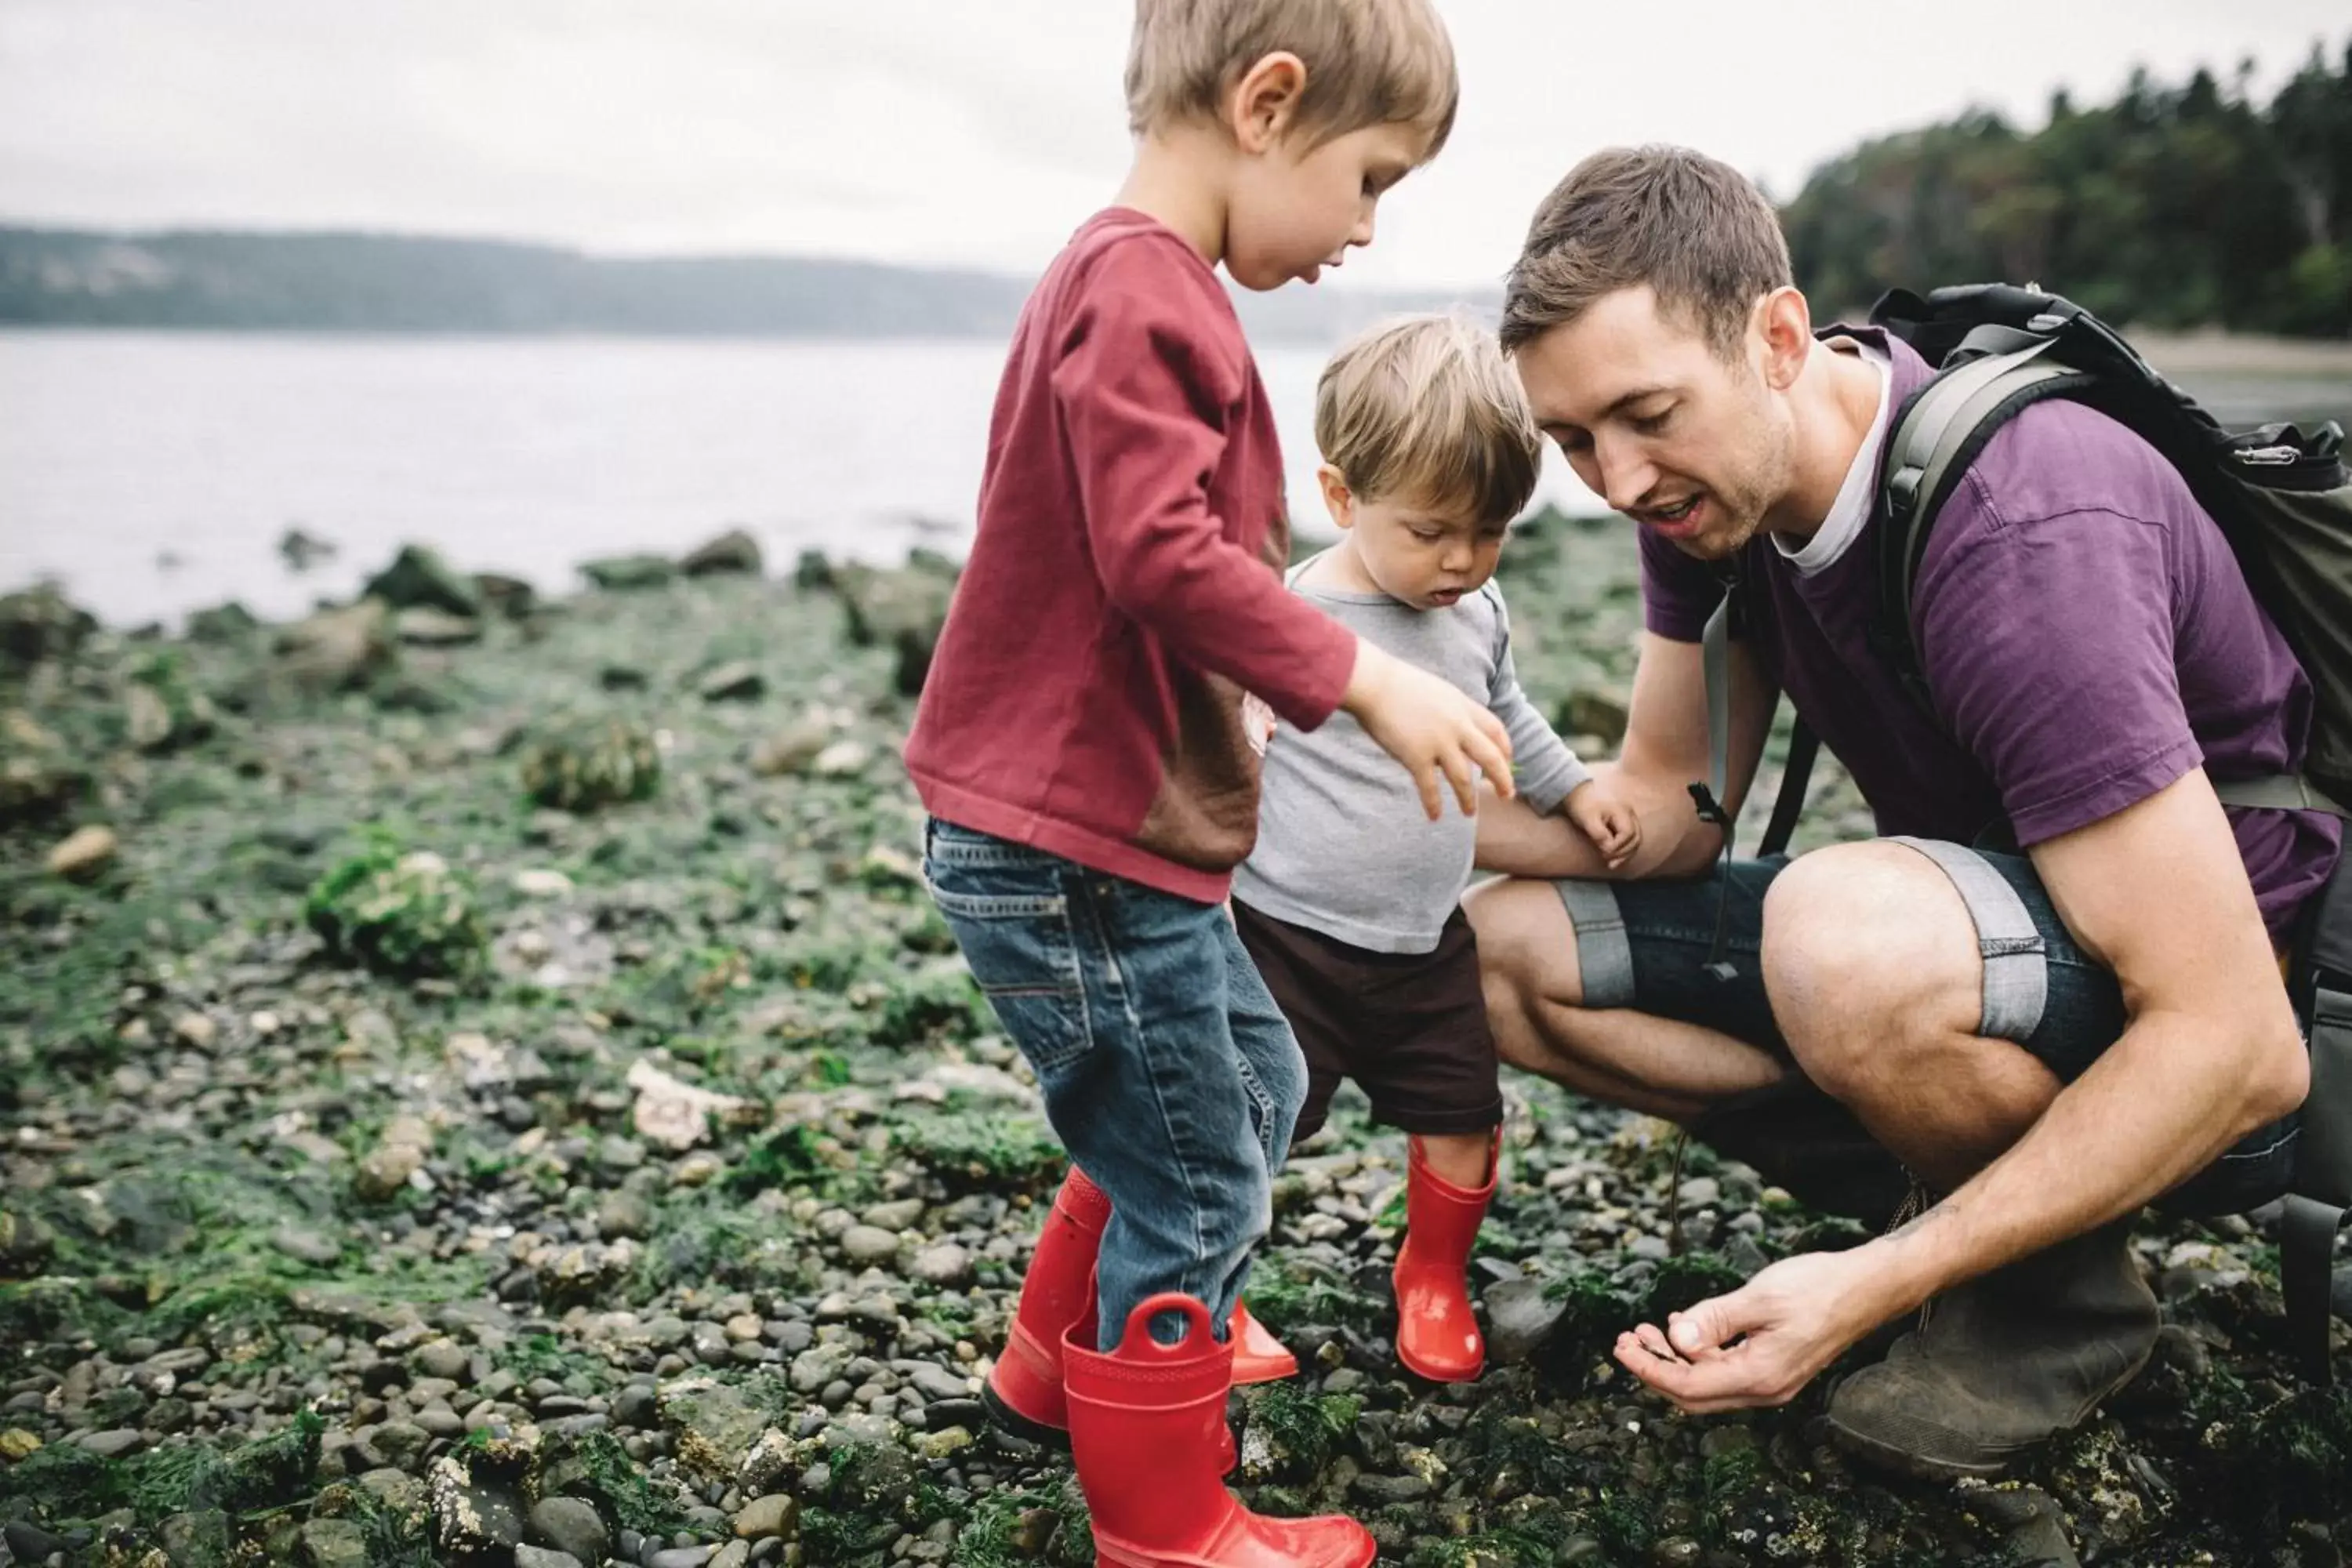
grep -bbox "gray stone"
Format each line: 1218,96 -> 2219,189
428,1456 -> 525,1557
905,1363 -> 976,1403
838,1225 -> 901,1265
649,1548 -> 714,1568
860,1199 -> 927,1231
515,1548 -> 586,1568
156,1510 -> 234,1568
600,1189 -> 655,1241
272,1225 -> 343,1266
77,1428 -> 145,1457
369,1419 -> 431,1470
1351,1472 -> 1432,1504
299,1517 -> 370,1568
1482,1277 -> 1568,1366
681,528 -> 764,576
734,1494 -> 798,1540
906,1243 -> 973,1287
529,1496 -> 612,1564
698,661 -> 766,702
411,1338 -> 470,1381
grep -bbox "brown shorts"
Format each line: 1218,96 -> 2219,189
1230,899 -> 1504,1142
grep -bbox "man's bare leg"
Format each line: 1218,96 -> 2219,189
1759,842 -> 2061,1193
1465,877 -> 1784,1123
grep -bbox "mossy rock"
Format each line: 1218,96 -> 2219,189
0,712 -> 87,826
363,543 -> 482,619
579,554 -> 676,592
304,840 -> 487,979
0,583 -> 97,671
519,718 -> 662,811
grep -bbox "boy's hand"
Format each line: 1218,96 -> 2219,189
1242,692 -> 1277,757
1565,781 -> 1642,869
1342,641 -> 1514,820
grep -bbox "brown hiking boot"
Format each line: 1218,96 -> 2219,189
1825,1218 -> 2159,1480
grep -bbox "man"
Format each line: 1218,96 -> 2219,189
1468,143 -> 2336,1478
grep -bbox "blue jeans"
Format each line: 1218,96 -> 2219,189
920,818 -> 1308,1348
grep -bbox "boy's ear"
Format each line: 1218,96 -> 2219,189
1316,463 -> 1356,530
1229,51 -> 1307,154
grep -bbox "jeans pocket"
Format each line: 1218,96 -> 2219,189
926,870 -> 1095,1075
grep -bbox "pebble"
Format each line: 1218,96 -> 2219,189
529,1496 -> 612,1563
839,1225 -> 902,1265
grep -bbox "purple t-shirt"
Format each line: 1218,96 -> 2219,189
1641,329 -> 2343,944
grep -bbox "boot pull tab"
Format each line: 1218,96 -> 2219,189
1116,1293 -> 1218,1359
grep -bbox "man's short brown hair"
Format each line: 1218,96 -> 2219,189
1499,145 -> 1791,358
1315,314 -> 1542,525
1125,0 -> 1457,155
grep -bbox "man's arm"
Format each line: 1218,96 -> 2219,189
1474,631 -> 1777,880
1615,768 -> 2310,1412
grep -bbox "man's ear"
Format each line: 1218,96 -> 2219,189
1228,51 -> 1307,154
1316,463 -> 1356,530
1755,286 -> 1813,392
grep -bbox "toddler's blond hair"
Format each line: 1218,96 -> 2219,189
1125,0 -> 1457,154
1315,314 -> 1543,524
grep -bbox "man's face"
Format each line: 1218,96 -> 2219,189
1512,285 -> 1794,562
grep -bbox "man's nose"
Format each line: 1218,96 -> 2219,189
1595,433 -> 1658,514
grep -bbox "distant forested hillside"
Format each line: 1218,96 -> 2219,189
1783,40 -> 2352,335
0,227 -> 1465,343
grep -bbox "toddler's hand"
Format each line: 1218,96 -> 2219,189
1342,641 -> 1513,820
1566,782 -> 1642,869
1242,692 -> 1276,757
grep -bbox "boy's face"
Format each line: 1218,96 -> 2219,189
1320,466 -> 1507,610
1224,121 -> 1425,292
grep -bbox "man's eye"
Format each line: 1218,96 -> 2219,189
1632,408 -> 1675,436
1556,430 -> 1593,455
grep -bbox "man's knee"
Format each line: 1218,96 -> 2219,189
1466,877 -> 1582,1018
1761,842 -> 1980,1096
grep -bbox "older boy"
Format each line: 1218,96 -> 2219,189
903,5 -> 1493,1563
1234,314 -> 1637,1385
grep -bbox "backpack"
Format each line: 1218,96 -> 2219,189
1697,284 -> 2352,1382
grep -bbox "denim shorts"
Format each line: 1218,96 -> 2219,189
1555,839 -> 2299,1218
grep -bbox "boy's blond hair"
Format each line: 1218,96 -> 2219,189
1315,314 -> 1543,525
1125,0 -> 1457,155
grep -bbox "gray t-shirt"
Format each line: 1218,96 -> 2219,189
1232,557 -> 1591,953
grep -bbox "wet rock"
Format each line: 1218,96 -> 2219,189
77,1428 -> 145,1457
1483,1276 -> 1567,1365
629,1059 -> 752,1150
474,572 -> 539,619
580,554 -> 677,591
275,598 -> 397,694
514,1548 -> 586,1568
1,711 -> 88,826
907,1241 -> 973,1287
839,1225 -> 901,1265
156,1509 -> 233,1567
662,1380 -> 772,1485
427,1454 -> 526,1559
733,1494 -> 798,1540
747,720 -> 832,778
365,544 -> 484,618
681,528 -> 764,577
698,661 -> 766,702
45,823 -> 117,881
271,1225 -> 343,1266
521,717 -> 662,811
298,1516 -> 369,1568
528,1496 -> 611,1564
1559,685 -> 1632,750
396,607 -> 484,647
278,527 -> 339,571
0,583 -> 97,669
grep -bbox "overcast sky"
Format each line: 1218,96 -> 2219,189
2,1 -> 2346,290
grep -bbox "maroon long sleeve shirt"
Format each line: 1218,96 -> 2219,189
903,209 -> 1358,903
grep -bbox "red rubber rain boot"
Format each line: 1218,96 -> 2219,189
1392,1134 -> 1496,1383
985,1165 -> 1113,1443
1064,1293 -> 1376,1568
987,1167 -> 1299,1442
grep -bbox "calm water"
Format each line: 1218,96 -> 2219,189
5,331 -> 2346,630
0,330 -> 1615,628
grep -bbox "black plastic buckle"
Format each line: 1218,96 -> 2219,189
1687,782 -> 1730,828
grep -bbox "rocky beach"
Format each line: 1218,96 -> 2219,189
2,514 -> 2347,1568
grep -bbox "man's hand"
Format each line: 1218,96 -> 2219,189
1342,640 -> 1514,819
1564,780 -> 1642,869
1613,1247 -> 1898,1414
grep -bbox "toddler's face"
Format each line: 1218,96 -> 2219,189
1339,488 -> 1508,611
1223,121 -> 1424,292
